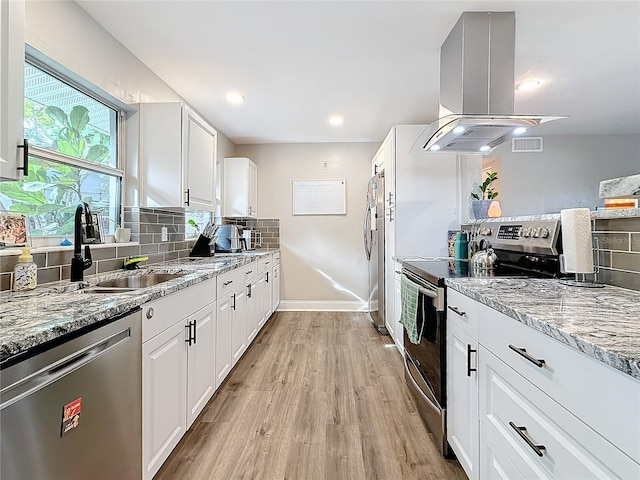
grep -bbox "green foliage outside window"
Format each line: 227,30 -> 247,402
0,102 -> 116,236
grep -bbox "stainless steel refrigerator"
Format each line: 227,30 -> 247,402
363,171 -> 386,333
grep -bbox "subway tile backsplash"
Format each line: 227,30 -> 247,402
1,207 -> 280,291
593,216 -> 640,291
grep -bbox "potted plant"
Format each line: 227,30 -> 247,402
470,172 -> 499,218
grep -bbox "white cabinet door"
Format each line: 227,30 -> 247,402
215,292 -> 233,389
262,268 -> 273,325
393,270 -> 403,352
271,264 -> 281,313
183,107 -> 216,211
381,130 -> 395,210
231,285 -> 247,366
0,0 -> 25,181
248,159 -> 258,218
245,277 -> 259,344
447,322 -> 479,480
186,302 -> 216,428
136,102 -> 216,211
142,321 -> 187,480
222,157 -> 258,218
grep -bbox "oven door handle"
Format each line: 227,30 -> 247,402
404,358 -> 442,415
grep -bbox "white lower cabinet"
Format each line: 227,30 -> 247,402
447,290 -> 640,480
271,263 -> 281,312
447,323 -> 479,480
246,276 -> 259,344
215,292 -> 233,389
186,302 -> 216,427
231,282 -> 248,366
142,321 -> 187,480
257,269 -> 270,329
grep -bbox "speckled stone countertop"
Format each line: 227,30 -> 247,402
445,278 -> 640,380
0,250 -> 278,365
463,207 -> 639,224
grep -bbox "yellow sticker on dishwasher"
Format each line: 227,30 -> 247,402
61,397 -> 82,436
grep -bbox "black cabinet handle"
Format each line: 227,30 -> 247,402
185,321 -> 193,346
223,280 -> 233,286
266,271 -> 269,283
185,188 -> 190,206
509,345 -> 545,368
448,305 -> 466,317
247,284 -> 252,298
17,139 -> 28,175
509,422 -> 546,457
231,293 -> 236,310
467,344 -> 477,377
192,320 -> 197,344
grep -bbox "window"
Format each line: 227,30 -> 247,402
0,60 -> 122,238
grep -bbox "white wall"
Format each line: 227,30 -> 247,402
235,143 -> 377,311
493,134 -> 640,216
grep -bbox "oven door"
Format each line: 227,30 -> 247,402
401,271 -> 448,456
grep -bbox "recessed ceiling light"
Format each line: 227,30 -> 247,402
516,80 -> 541,91
226,92 -> 245,104
453,126 -> 465,134
430,145 -> 441,151
329,115 -> 344,126
513,127 -> 528,135
479,145 -> 491,152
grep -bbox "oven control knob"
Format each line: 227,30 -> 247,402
520,227 -> 530,238
532,227 -> 541,238
478,227 -> 492,236
539,227 -> 550,238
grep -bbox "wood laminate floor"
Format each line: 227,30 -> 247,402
156,311 -> 466,480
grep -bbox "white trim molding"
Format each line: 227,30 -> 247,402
278,300 -> 368,312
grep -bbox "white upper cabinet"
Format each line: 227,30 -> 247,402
134,102 -> 217,211
0,0 -> 26,181
223,157 -> 258,218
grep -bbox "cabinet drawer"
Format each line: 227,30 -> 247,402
258,254 -> 273,274
480,347 -> 640,479
479,303 -> 640,462
217,269 -> 241,297
272,252 -> 280,264
447,289 -> 479,339
142,278 -> 216,342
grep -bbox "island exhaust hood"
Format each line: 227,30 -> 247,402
418,12 -> 565,154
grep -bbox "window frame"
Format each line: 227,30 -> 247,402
23,53 -> 126,236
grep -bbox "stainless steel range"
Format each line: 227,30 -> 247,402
401,218 -> 562,457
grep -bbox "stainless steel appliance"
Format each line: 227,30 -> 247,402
215,224 -> 242,253
401,218 -> 561,457
363,172 -> 386,333
1,309 -> 142,479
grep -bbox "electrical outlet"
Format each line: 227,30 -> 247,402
322,161 -> 329,170
161,226 -> 168,242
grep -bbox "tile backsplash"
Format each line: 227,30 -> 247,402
593,216 -> 640,291
1,206 -> 280,291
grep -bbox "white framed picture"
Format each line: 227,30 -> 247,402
0,214 -> 29,247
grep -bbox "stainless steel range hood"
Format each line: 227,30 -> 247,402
419,12 -> 565,154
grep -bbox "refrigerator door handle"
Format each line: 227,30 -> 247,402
363,202 -> 372,260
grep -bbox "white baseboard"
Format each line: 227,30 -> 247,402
278,300 -> 368,312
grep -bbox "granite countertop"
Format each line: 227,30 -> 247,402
0,250 -> 278,365
445,277 -> 640,380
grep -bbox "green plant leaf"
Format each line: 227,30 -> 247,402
35,204 -> 65,214
21,181 -> 51,192
45,106 -> 70,128
69,106 -> 90,131
470,193 -> 480,200
85,144 -> 109,162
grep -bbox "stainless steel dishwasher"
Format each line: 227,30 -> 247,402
1,308 -> 142,480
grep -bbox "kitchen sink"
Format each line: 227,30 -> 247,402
85,273 -> 184,293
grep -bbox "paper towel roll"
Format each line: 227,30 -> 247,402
561,208 -> 594,274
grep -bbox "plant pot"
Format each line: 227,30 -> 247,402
471,199 -> 493,219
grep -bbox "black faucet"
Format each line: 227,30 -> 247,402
70,202 -> 94,282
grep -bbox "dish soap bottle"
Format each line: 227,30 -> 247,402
13,247 -> 38,291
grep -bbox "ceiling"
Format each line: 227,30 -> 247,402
76,0 -> 640,145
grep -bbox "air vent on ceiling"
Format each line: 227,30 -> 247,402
512,137 -> 543,152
